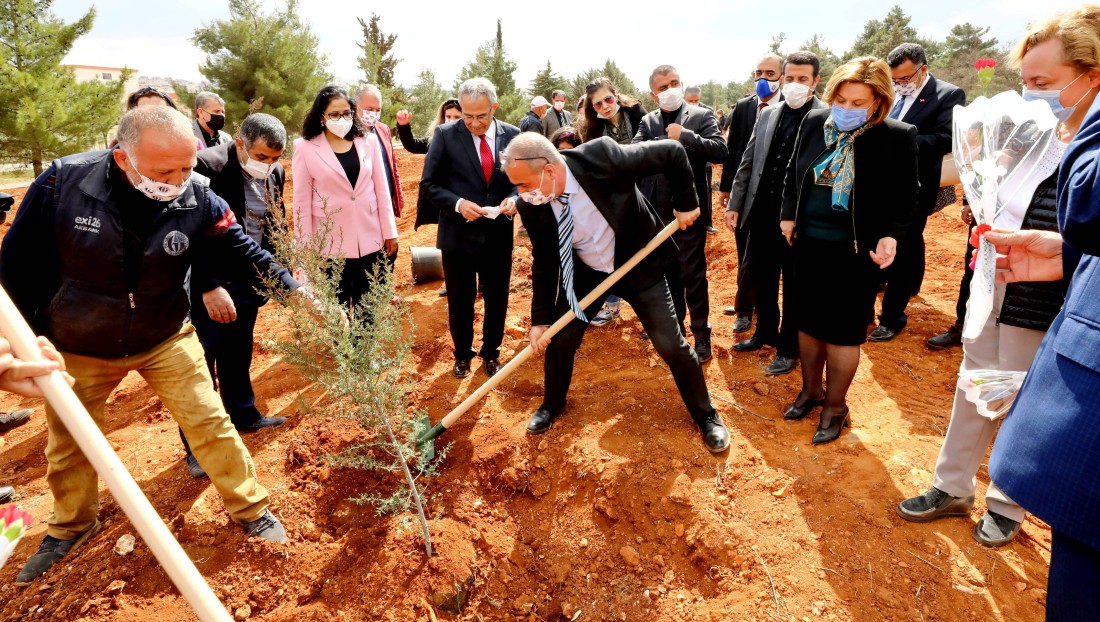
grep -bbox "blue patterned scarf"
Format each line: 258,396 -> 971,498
813,118 -> 873,211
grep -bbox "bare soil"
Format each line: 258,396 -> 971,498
0,153 -> 1049,621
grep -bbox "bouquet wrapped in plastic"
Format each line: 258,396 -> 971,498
952,91 -> 1058,340
958,370 -> 1028,420
0,504 -> 33,570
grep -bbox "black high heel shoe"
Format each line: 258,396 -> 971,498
783,394 -> 825,420
812,407 -> 850,444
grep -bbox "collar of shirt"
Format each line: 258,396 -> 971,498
899,73 -> 933,121
472,120 -> 497,160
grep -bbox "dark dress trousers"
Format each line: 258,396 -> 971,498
633,103 -> 728,335
781,110 -> 918,345
879,76 -> 965,331
420,118 -> 520,361
517,137 -> 717,423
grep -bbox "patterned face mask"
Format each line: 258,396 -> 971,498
124,153 -> 189,202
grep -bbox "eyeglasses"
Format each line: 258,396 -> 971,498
591,94 -> 616,111
324,111 -> 354,120
462,112 -> 492,123
499,153 -> 548,165
893,65 -> 926,86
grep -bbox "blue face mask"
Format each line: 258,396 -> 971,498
756,78 -> 780,99
1022,73 -> 1088,122
831,105 -> 870,132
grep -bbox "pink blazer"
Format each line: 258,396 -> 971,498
291,134 -> 398,259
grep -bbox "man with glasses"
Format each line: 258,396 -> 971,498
871,43 -> 965,342
719,53 -> 785,333
420,77 -> 520,379
192,91 -> 231,150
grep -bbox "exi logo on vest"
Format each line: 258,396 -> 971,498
73,216 -> 101,234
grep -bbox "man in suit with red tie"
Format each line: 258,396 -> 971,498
420,77 -> 521,378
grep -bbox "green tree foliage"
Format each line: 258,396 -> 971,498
0,2 -> 129,175
187,0 -> 330,135
355,13 -> 403,129
799,34 -> 843,94
455,19 -> 525,124
530,61 -> 569,101
932,23 -> 1015,101
568,59 -> 653,112
846,6 -> 941,62
770,32 -> 787,55
407,69 -> 449,138
697,81 -> 725,109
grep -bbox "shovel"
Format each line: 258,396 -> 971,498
413,218 -> 682,461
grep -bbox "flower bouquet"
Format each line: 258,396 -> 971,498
952,90 -> 1058,340
0,504 -> 33,570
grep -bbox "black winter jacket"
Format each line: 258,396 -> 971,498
999,174 -> 1066,331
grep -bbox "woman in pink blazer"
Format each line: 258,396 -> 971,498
293,85 -> 398,308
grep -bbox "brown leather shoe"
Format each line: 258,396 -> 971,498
453,359 -> 472,378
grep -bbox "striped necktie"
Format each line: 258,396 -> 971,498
556,193 -> 587,323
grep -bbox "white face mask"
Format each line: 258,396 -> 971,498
781,82 -> 813,109
361,110 -> 380,127
325,117 -> 354,138
553,100 -> 565,111
124,153 -> 189,202
596,103 -> 620,120
657,87 -> 684,112
241,152 -> 273,180
518,169 -> 555,205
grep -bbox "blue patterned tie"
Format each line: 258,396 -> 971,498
889,97 -> 905,120
556,193 -> 587,323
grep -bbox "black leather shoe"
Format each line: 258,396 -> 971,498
783,395 -> 824,420
812,408 -> 850,444
706,226 -> 719,234
0,408 -> 31,432
236,416 -> 287,434
15,522 -> 101,586
185,454 -> 208,479
696,412 -> 730,453
527,407 -> 562,434
438,287 -> 447,297
694,331 -> 712,364
896,487 -> 975,522
733,335 -> 768,352
0,485 -> 13,504
453,359 -> 472,378
732,316 -> 752,333
868,325 -> 899,342
484,358 -> 503,377
927,326 -> 963,350
722,306 -> 738,316
973,511 -> 1022,547
765,355 -> 797,375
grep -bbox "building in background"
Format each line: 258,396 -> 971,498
63,65 -> 140,107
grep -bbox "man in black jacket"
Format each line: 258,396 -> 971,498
634,65 -> 728,362
180,113 -> 289,479
719,53 -> 785,332
502,133 -> 730,453
0,107 -> 307,585
871,43 -> 966,342
420,77 -> 520,378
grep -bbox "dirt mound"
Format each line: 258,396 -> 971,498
0,153 -> 1048,621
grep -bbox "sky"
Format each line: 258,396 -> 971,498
55,0 -> 1086,92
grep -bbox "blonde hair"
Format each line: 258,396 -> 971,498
1012,5 -> 1100,72
822,57 -> 895,126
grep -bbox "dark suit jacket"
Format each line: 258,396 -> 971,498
988,99 -> 1100,550
519,111 -> 544,133
631,103 -> 727,218
897,75 -> 965,214
542,108 -> 574,139
517,138 -> 697,326
396,122 -> 430,155
419,119 -> 520,251
781,110 -> 918,253
719,93 -> 782,192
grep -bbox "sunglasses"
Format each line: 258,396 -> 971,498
591,94 -> 617,111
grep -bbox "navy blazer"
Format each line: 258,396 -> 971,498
988,97 -> 1100,550
418,118 -> 520,252
897,75 -> 965,214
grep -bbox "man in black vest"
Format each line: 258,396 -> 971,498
719,53 -> 784,333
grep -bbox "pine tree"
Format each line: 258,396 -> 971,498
455,19 -> 525,124
407,69 -> 449,137
0,1 -> 129,176
530,61 -> 568,101
846,6 -> 941,62
932,23 -> 1014,102
799,34 -> 843,94
355,13 -> 403,129
186,0 -> 330,135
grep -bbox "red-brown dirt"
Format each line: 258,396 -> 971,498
0,151 -> 1050,621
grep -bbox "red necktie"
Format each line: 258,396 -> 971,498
479,135 -> 493,184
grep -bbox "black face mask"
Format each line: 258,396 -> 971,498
205,112 -> 226,132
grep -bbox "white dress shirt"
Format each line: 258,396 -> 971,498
897,73 -> 933,121
551,166 -> 616,274
455,121 -> 497,213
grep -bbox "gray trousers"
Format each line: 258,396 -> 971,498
932,284 -> 1044,522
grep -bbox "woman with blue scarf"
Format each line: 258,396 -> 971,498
778,57 -> 919,444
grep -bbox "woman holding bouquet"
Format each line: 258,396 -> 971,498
899,6 -> 1100,549
778,57 -> 918,444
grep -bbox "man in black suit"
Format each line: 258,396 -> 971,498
633,65 -> 728,362
502,133 -> 730,453
420,77 -> 520,378
727,51 -> 827,376
871,43 -> 966,342
184,113 -> 288,478
683,85 -> 720,234
719,53 -> 784,332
